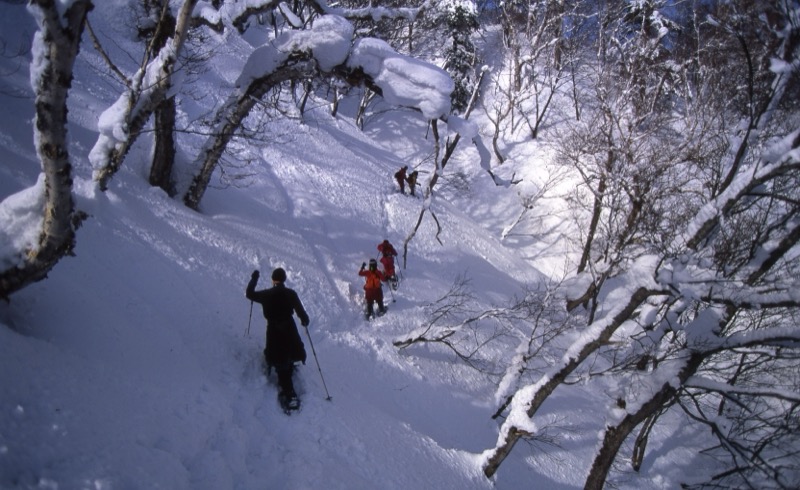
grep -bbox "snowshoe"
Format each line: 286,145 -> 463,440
278,391 -> 301,415
390,276 -> 399,291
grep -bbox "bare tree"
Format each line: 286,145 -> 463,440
400,70 -> 494,269
482,3 -> 800,489
393,275 -> 496,369
480,0 -> 581,164
0,0 -> 92,300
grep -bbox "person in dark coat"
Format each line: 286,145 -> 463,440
406,170 -> 419,196
246,267 -> 310,400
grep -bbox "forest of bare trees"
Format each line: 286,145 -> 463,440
2,1 -> 798,488
478,2 -> 800,488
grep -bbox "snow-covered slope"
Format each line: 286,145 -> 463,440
0,3 -> 542,488
0,112 -> 527,489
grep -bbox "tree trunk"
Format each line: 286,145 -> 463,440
299,81 -> 312,118
631,411 -> 659,472
402,119 -> 442,267
0,0 -> 92,299
585,387 -> 674,490
149,96 -> 177,195
491,118 -> 505,164
577,172 -> 606,273
330,87 -> 340,118
585,353 -> 705,490
146,2 -> 177,195
355,89 -> 374,130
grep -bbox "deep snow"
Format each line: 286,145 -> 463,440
0,2 -> 712,489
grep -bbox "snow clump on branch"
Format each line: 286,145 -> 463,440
238,15 -> 354,86
238,14 -> 453,120
348,38 -> 453,120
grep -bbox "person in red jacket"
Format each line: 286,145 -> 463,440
377,239 -> 398,280
394,165 -> 408,194
359,258 -> 387,319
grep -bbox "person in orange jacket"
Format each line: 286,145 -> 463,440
359,258 -> 387,319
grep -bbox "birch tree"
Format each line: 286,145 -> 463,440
0,0 -> 92,300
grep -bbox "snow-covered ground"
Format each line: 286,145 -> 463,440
0,3 -> 708,489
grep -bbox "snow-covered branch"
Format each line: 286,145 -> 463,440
585,352 -> 701,490
482,278 -> 661,477
721,325 -> 800,351
313,0 -> 432,22
680,130 -> 800,252
193,0 -> 431,33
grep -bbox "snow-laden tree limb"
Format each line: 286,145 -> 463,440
584,289 -> 800,487
585,351 -> 705,490
482,254 -> 665,476
679,129 -> 800,252
491,284 -> 575,419
193,0 -> 432,33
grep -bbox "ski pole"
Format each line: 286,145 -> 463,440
304,326 -> 332,401
386,282 -> 396,302
245,300 -> 253,337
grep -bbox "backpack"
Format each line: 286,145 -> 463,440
379,241 -> 396,257
364,271 -> 382,289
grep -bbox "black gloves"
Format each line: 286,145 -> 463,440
361,262 -> 366,270
251,270 -> 260,280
